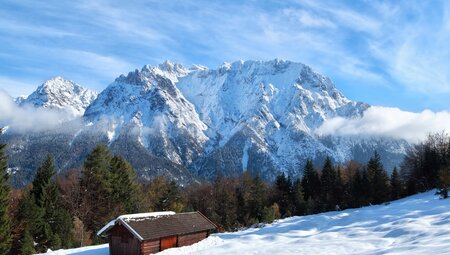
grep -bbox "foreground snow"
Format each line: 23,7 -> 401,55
43,191 -> 450,255
39,244 -> 109,255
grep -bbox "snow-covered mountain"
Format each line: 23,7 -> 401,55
1,59 -> 409,186
40,191 -> 450,255
20,76 -> 97,117
84,62 -> 208,166
80,59 -> 407,180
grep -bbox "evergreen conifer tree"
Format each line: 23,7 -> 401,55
390,167 -> 402,200
27,155 -> 73,251
320,157 -> 337,210
292,179 -> 306,215
333,168 -> 344,210
18,229 -> 36,255
274,173 -> 293,216
248,175 -> 267,223
80,145 -> 114,234
31,155 -> 55,207
367,151 -> 390,204
0,143 -> 12,254
110,156 -> 141,213
301,159 -> 320,201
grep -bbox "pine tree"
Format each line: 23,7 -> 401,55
31,155 -> 55,208
367,151 -> 390,204
17,193 -> 43,239
292,179 -> 306,215
390,167 -> 402,200
0,143 -> 12,254
80,145 -> 114,234
18,229 -> 36,255
333,168 -> 344,210
110,156 -> 141,213
28,155 -> 73,251
301,159 -> 320,201
360,169 -> 371,206
274,173 -> 293,217
248,175 -> 267,223
320,157 -> 337,211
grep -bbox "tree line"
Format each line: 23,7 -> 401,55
0,131 -> 449,254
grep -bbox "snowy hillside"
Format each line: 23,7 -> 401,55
42,191 -> 450,255
21,76 -> 97,117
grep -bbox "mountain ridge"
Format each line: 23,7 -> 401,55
2,59 -> 409,186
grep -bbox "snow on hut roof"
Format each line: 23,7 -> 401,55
97,211 -> 217,241
97,211 -> 176,237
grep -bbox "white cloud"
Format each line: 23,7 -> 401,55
0,90 -> 81,133
283,8 -> 336,28
316,106 -> 450,143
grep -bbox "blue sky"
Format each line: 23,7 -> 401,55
0,0 -> 449,112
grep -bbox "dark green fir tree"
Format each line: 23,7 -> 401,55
390,167 -> 402,200
367,151 -> 390,204
80,144 -> 114,235
301,159 -> 320,201
110,156 -> 141,213
18,229 -> 36,255
0,143 -> 12,254
320,157 -> 337,211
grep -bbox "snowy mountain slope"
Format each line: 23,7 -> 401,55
41,191 -> 450,255
21,76 -> 97,117
1,59 -> 409,186
175,59 -> 404,176
81,59 -> 407,180
84,61 -> 208,166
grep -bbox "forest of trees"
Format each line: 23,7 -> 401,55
0,129 -> 449,254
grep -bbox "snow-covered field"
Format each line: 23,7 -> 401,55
42,191 -> 450,255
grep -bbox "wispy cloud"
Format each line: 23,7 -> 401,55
0,0 -> 449,111
316,106 -> 450,143
0,90 -> 81,133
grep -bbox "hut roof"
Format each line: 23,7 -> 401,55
98,211 -> 217,241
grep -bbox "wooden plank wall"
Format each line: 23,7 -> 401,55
178,231 -> 208,247
140,239 -> 160,255
109,224 -> 140,255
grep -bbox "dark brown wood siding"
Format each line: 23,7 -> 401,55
177,231 -> 208,247
108,224 -> 141,255
140,239 -> 159,255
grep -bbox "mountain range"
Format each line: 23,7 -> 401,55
0,59 -> 409,187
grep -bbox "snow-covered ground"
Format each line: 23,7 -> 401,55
39,244 -> 109,255
42,190 -> 450,255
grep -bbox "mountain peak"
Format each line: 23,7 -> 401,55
21,77 -> 98,117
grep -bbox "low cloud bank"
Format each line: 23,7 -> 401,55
316,106 -> 450,143
0,90 -> 80,133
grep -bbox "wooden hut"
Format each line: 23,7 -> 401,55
97,211 -> 217,255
